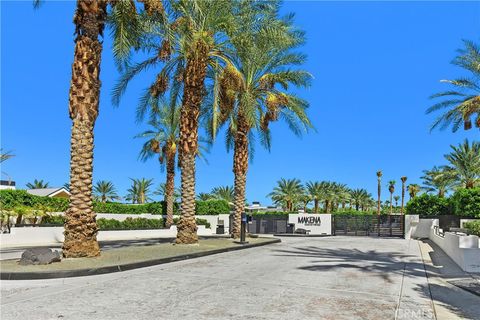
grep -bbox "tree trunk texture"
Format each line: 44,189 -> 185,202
176,40 -> 209,244
401,182 -> 405,214
165,152 -> 175,228
377,180 -> 381,216
314,200 -> 319,213
231,119 -> 249,239
63,0 -> 106,258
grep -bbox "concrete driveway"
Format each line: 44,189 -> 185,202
1,236 -> 479,320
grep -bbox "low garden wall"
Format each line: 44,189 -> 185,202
410,217 -> 480,273
0,225 -> 216,248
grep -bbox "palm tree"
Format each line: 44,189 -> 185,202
393,195 -> 400,208
427,40 -> 480,132
196,192 -> 214,201
350,188 -> 371,211
26,179 -> 49,189
32,0 -> 143,257
388,180 -> 396,214
155,183 -> 181,203
125,178 -> 154,204
306,182 -> 323,213
93,181 -> 119,203
136,99 -> 180,228
171,0 -> 236,244
0,149 -> 14,163
376,171 -> 382,216
210,186 -> 235,204
421,166 -> 456,197
444,139 -> 480,188
407,184 -> 421,199
400,176 -> 407,214
268,178 -> 304,212
207,4 -> 312,237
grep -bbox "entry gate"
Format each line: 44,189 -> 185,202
332,215 -> 405,238
247,215 -> 289,234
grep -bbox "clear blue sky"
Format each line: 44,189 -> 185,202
1,1 -> 479,204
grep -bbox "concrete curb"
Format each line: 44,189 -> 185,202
1,238 -> 281,280
273,234 -> 332,238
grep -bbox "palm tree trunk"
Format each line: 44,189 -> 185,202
165,152 -> 175,228
377,180 -> 381,216
231,120 -> 249,239
401,181 -> 405,214
63,0 -> 106,258
314,199 -> 319,213
176,40 -> 209,244
389,192 -> 393,214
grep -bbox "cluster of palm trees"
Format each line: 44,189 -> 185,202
268,178 -> 376,213
33,0 -> 312,257
420,139 -> 480,197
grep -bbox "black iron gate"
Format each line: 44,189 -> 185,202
333,215 -> 404,238
247,215 -> 288,234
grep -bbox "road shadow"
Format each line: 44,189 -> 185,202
273,244 -> 425,283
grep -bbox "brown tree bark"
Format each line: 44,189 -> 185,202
62,0 -> 106,258
176,40 -> 209,244
400,177 -> 407,215
314,199 -> 319,213
164,150 -> 175,228
231,116 -> 249,239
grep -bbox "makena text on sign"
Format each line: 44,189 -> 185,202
298,216 -> 321,226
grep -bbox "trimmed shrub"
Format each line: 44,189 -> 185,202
250,211 -> 288,216
195,199 -> 230,215
405,194 -> 452,216
41,214 -> 66,225
464,221 -> 480,236
332,210 -> 376,215
451,188 -> 480,218
0,190 -> 68,211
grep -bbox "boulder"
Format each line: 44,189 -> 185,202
19,248 -> 61,265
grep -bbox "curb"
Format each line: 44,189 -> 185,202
1,238 -> 281,280
273,234 -> 332,238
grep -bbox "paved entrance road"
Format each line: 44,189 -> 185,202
1,237 -> 479,319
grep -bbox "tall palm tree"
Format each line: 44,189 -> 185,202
171,0 -> 236,244
388,180 -> 396,214
400,176 -> 407,214
421,166 -> 456,197
210,186 -> 235,204
136,99 -> 180,228
26,179 -> 49,189
34,0 -> 142,258
207,3 -> 312,237
407,184 -> 421,199
306,181 -> 323,213
125,178 -> 154,204
444,139 -> 480,188
93,181 -> 119,203
268,178 -> 304,212
155,183 -> 181,203
376,171 -> 382,216
427,40 -> 480,132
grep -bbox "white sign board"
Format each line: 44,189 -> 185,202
288,214 -> 332,235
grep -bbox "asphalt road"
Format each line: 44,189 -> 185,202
1,236 -> 479,319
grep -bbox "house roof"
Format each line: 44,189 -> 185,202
27,188 -> 71,197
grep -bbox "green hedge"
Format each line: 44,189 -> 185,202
0,190 -> 68,211
41,216 -> 211,230
195,199 -> 230,215
464,221 -> 480,236
0,190 -> 229,215
405,194 -> 452,216
451,188 -> 480,218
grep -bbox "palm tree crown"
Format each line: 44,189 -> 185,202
427,40 -> 480,132
444,139 -> 480,188
268,178 -> 304,212
93,181 -> 119,203
26,179 -> 49,189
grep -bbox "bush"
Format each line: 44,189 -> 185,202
464,221 -> 480,236
195,199 -> 230,215
451,188 -> 480,218
332,210 -> 376,215
250,211 -> 288,216
97,217 -> 164,230
41,214 -> 66,225
405,194 -> 452,216
0,190 -> 68,211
